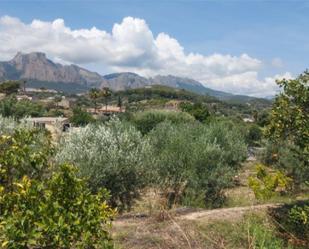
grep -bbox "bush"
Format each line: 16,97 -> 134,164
148,120 -> 247,208
248,164 -> 292,200
148,122 -> 197,208
56,118 -> 152,211
70,106 -> 95,126
0,80 -> 20,95
179,102 -> 210,122
260,141 -> 309,188
0,128 -> 52,191
131,110 -> 195,135
0,164 -> 114,248
0,97 -> 46,119
0,126 -> 114,248
246,124 -> 262,146
288,204 -> 309,243
270,201 -> 309,247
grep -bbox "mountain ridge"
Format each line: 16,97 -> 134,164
0,52 -> 262,101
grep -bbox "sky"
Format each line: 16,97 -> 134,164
0,0 -> 308,97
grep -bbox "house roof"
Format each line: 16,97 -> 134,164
25,117 -> 69,123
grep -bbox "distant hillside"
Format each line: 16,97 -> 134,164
150,75 -> 234,100
102,72 -> 150,90
0,52 -> 104,88
0,52 -> 268,103
116,84 -> 219,103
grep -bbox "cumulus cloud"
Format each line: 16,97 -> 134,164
0,15 -> 291,96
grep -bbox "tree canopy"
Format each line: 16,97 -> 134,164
0,81 -> 21,95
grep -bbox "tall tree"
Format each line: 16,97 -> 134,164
22,79 -> 27,93
101,87 -> 112,111
266,71 -> 309,151
0,81 -> 20,95
89,88 -> 100,113
117,95 -> 123,111
266,71 -> 309,186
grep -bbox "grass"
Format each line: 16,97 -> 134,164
112,211 -> 297,249
224,160 -> 309,208
112,160 -> 308,248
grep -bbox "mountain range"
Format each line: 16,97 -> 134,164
0,52 -> 263,101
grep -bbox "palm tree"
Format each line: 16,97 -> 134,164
89,88 -> 100,114
101,87 -> 112,111
117,96 -> 123,111
22,80 -> 27,93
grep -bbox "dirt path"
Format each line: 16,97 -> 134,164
179,203 -> 281,221
114,203 -> 281,225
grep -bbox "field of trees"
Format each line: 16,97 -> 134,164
0,71 -> 308,248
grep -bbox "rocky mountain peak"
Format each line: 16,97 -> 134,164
11,52 -> 48,65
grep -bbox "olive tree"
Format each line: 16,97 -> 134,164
148,120 -> 247,208
56,118 -> 152,211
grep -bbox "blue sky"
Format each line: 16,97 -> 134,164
0,0 -> 308,96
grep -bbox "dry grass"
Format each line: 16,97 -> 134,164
112,160 -> 307,248
112,209 -> 281,249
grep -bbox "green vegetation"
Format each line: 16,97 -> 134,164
56,118 -> 152,211
70,106 -> 95,126
0,122 -> 114,248
260,70 -> 309,247
246,123 -> 262,146
0,97 -> 46,118
179,102 -> 210,122
266,71 -> 308,151
0,81 -> 20,95
0,164 -> 114,248
148,120 -> 247,208
130,109 -> 195,134
0,71 -> 307,248
249,163 -> 292,200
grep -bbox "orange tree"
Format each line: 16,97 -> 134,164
265,71 -> 309,186
0,128 -> 114,248
261,71 -> 309,247
266,71 -> 309,150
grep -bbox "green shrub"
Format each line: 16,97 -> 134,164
70,106 -> 95,126
179,102 -> 210,122
0,97 -> 46,119
246,124 -> 262,146
131,110 -> 195,134
56,118 -> 152,211
248,164 -> 292,200
288,204 -> 309,243
260,141 -> 309,188
148,122 -> 197,208
270,201 -> 309,247
0,164 -> 114,248
0,128 -> 52,191
148,120 -> 247,208
264,71 -> 309,189
194,120 -> 247,169
0,80 -> 20,95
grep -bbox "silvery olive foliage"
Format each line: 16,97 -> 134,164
0,115 -> 32,135
56,118 -> 153,211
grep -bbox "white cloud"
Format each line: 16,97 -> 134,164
211,71 -> 292,97
0,15 -> 291,96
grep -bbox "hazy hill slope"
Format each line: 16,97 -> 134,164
102,72 -> 150,90
0,52 -> 103,88
0,52 -> 267,103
